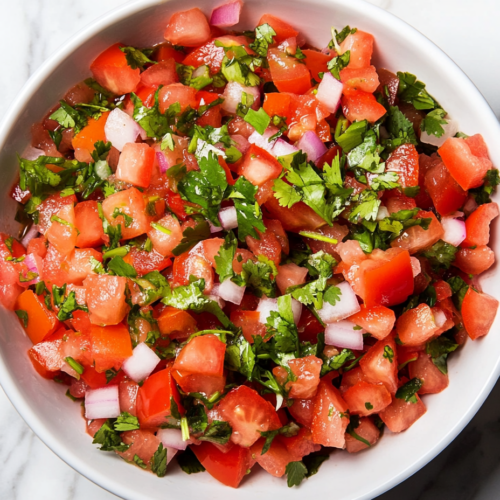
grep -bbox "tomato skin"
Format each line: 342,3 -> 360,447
340,30 -> 374,69
311,377 -> 350,448
217,385 -> 282,447
273,355 -> 323,399
454,245 -> 495,275
140,59 -> 178,87
345,416 -> 381,453
341,89 -> 387,123
156,305 -> 198,338
424,157 -> 467,216
158,83 -> 197,113
84,274 -> 128,326
155,44 -> 186,63
136,367 -> 183,428
438,135 -> 492,190
396,303 -> 438,346
74,201 -> 107,248
376,68 -> 399,105
173,370 -> 226,397
15,290 -> 60,344
461,202 -> 499,247
258,14 -> 299,43
230,310 -> 266,343
268,48 -> 312,94
240,144 -> 282,187
340,65 -> 380,93
297,307 -> 324,343
385,144 -> 419,187
172,251 -> 215,292
90,43 -> 140,95
90,324 -> 132,372
363,250 -> 414,307
343,381 -> 392,416
192,442 -> 253,488
461,288 -> 499,340
379,390 -> 426,432
348,305 -> 396,340
302,49 -> 333,82
408,352 -> 448,394
61,248 -> 102,285
115,143 -> 155,188
173,334 -> 225,377
164,8 -> 211,47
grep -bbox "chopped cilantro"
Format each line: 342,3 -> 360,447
114,412 -> 140,432
15,309 -> 28,328
177,447 -> 206,474
395,377 -> 423,403
244,107 -> 271,135
151,443 -> 168,477
286,461 -> 308,487
470,169 -> 500,205
120,46 -> 156,70
250,23 -> 276,57
57,291 -> 88,321
176,63 -> 213,90
426,335 -> 459,374
421,240 -> 458,270
397,72 -> 437,110
92,419 -> 130,452
420,108 -> 448,138
214,231 -> 237,282
107,256 -> 138,278
198,420 -> 232,445
172,220 -> 211,256
346,414 -> 371,447
64,356 -> 84,375
383,345 -> 394,363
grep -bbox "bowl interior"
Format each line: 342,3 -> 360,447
0,1 -> 499,499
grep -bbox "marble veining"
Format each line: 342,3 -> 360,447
0,0 -> 499,499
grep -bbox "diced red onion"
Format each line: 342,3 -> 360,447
316,71 -> 343,113
210,0 -> 243,27
156,152 -> 169,174
217,279 -> 246,305
325,320 -> 364,350
410,257 -> 421,277
257,297 -> 302,324
463,197 -> 478,216
441,217 -> 466,247
104,108 -> 146,152
209,221 -> 223,233
230,134 -> 250,155
295,131 -> 327,163
22,145 -> 44,161
248,127 -> 279,153
218,206 -> 238,230
318,281 -> 360,324
157,428 -> 187,451
433,308 -> 447,328
121,343 -> 161,383
271,138 -> 299,157
20,253 -> 42,286
222,82 -> 260,114
21,225 -> 40,247
376,205 -> 389,221
420,118 -> 459,148
85,386 -> 121,419
207,291 -> 226,309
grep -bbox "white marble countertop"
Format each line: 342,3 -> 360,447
1,0 -> 500,499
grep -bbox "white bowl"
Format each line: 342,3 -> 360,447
0,0 -> 499,499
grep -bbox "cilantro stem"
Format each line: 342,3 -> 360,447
65,356 -> 84,375
103,245 -> 130,260
150,222 -> 172,235
208,391 -> 220,403
299,231 -> 338,244
51,215 -> 80,235
180,417 -> 190,441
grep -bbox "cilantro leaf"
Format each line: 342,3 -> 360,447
15,309 -> 28,328
470,169 -> 500,205
131,90 -> 175,140
383,106 -> 417,152
234,255 -> 277,298
176,63 -> 213,90
107,256 -> 138,278
370,171 -> 400,191
346,414 -> 371,447
302,453 -> 329,478
92,419 -> 130,452
57,291 -> 88,321
133,455 -> 147,469
231,176 -> 266,240
120,46 -> 156,70
266,295 -> 300,355
214,231 -> 238,282
286,461 -> 308,487
216,42 -> 261,87
395,377 -> 423,403
244,107 -> 271,135
198,420 -> 232,445
151,443 -> 168,477
420,108 -> 448,138
426,335 -> 459,374
349,189 -> 381,223
172,220 -> 211,256
260,422 -> 300,455
397,72 -> 437,110
327,51 -> 350,80
49,101 -> 88,134
177,447 -> 206,474
114,412 -> 140,432
225,333 -> 255,378
336,120 -> 368,152
250,23 -> 276,57
420,240 -> 458,270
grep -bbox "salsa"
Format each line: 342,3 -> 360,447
4,0 -> 499,488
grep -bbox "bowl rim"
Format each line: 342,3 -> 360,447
1,0 -> 500,499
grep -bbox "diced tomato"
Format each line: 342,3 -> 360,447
296,307 -> 323,344
90,323 -> 132,372
72,111 -> 109,157
360,334 -> 398,394
155,44 -> 186,63
192,442 -> 253,488
145,213 -> 182,258
158,83 -> 197,113
434,280 -> 453,301
408,352 -> 448,394
345,417 -> 381,453
383,189 -> 416,214
166,191 -> 188,220
273,355 -> 322,399
119,379 -> 139,416
137,367 -> 183,428
164,8 -> 211,47
115,143 -> 155,188
461,288 -> 499,340
302,49 -> 333,82
172,250 -> 215,292
117,429 -> 162,467
385,144 -> 419,187
257,14 -> 299,43
348,305 -> 396,340
74,201 -> 107,248
264,219 -> 289,254
362,249 -> 414,307
276,263 -> 308,295
263,92 -> 292,120
101,187 -> 150,240
140,59 -> 178,87
343,381 -> 392,416
376,68 -> 399,105
173,334 -> 225,377
379,390 -> 426,432
341,89 -> 387,123
124,248 -> 171,275
246,227 -> 282,266
462,202 -> 499,247
90,43 -> 140,95
156,306 -> 198,339
340,30 -> 374,69
27,326 -> 66,377
396,303 -> 438,346
15,290 -> 60,344
268,48 -> 312,95
45,203 -> 78,256
340,66 -> 380,93
391,211 -> 444,254
454,245 -> 495,275
438,135 -> 492,190
287,93 -> 330,142
61,248 -> 102,285
174,370 -> 226,397
424,157 -> 467,216
311,377 -> 349,447
265,196 -> 326,232
301,224 -> 348,257
217,386 -> 281,447
0,240 -> 24,309
84,274 -> 128,325
240,144 -> 282,187
230,310 -> 266,343
287,397 -> 315,428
